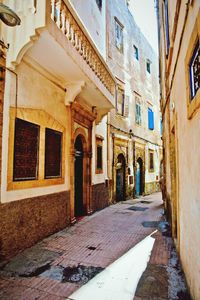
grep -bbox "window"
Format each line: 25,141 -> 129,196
146,60 -> 151,73
185,12 -> 200,119
117,88 -> 125,115
135,102 -> 141,125
45,128 -> 62,178
115,18 -> 123,52
189,40 -> 200,100
96,137 -> 103,173
133,45 -> 139,60
148,108 -> 154,130
13,118 -> 39,181
95,0 -> 102,10
149,151 -> 154,172
164,0 -> 170,56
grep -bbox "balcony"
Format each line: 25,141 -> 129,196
5,0 -> 115,121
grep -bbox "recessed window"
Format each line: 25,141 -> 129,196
117,87 -> 125,115
135,102 -> 141,125
13,118 -> 39,181
95,0 -> 102,11
146,60 -> 151,73
115,18 -> 123,53
149,151 -> 154,172
189,40 -> 200,100
96,137 -> 103,173
148,107 -> 154,130
45,128 -> 62,178
133,45 -> 139,60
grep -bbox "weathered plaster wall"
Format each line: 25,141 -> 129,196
159,1 -> 200,298
69,0 -> 106,57
171,4 -> 200,298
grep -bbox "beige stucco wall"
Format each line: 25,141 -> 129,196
159,1 -> 200,298
1,60 -> 70,203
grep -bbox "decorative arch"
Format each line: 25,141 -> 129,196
72,127 -> 88,154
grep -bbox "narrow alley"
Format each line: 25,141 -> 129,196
0,193 -> 190,300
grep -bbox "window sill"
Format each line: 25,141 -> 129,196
7,177 -> 65,191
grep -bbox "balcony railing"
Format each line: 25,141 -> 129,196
51,0 -> 115,96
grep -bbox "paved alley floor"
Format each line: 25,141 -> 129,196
0,193 -> 190,300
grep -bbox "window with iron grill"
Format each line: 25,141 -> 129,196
45,128 -> 62,178
189,40 -> 200,100
13,118 -> 39,181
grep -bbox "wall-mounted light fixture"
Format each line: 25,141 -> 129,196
0,4 -> 21,27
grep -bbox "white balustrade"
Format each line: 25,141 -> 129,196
50,0 -> 115,95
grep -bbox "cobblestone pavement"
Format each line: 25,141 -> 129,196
0,193 -> 190,299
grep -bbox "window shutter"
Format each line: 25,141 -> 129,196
45,128 -> 62,178
148,108 -> 154,130
13,118 -> 39,181
124,95 -> 129,117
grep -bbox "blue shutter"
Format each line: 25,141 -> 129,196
148,108 -> 154,130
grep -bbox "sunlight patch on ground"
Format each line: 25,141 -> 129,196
68,231 -> 157,300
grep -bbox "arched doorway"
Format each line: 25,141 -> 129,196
116,154 -> 126,202
136,157 -> 143,196
74,135 -> 84,217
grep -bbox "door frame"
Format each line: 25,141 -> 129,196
136,157 -> 143,196
116,153 -> 126,201
70,102 -> 96,224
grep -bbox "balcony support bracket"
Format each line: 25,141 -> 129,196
65,81 -> 85,106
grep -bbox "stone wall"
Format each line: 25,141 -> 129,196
0,191 -> 70,262
145,182 -> 160,195
91,182 -> 109,211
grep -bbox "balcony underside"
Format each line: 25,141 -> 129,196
25,27 -> 114,122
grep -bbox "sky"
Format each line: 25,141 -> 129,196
129,0 -> 158,54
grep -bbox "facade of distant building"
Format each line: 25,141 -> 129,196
157,0 -> 200,299
106,0 -> 162,202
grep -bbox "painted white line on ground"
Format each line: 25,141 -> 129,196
68,230 -> 157,300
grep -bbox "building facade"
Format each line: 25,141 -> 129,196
157,0 -> 200,299
0,0 -> 115,260
106,0 -> 162,202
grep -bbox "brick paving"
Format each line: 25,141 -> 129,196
0,193 -> 189,299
